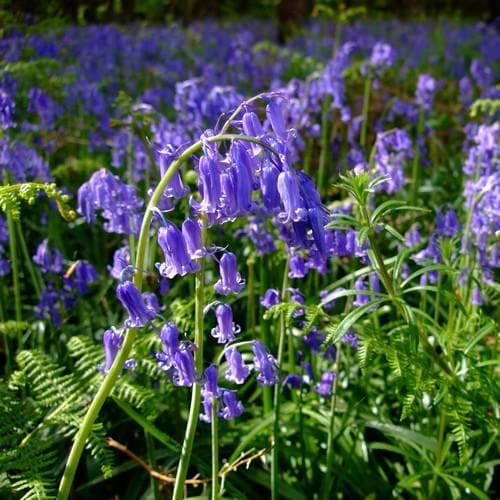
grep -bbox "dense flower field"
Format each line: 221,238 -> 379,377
0,17 -> 499,500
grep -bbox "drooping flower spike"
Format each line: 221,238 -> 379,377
116,281 -> 157,327
214,252 -> 245,295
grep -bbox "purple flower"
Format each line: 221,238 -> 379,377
260,288 -> 280,309
341,330 -> 360,349
202,364 -> 221,398
211,303 -> 241,344
0,88 -> 15,129
109,245 -> 130,279
315,371 -> 336,397
277,170 -> 307,223
196,156 -> 221,215
181,219 -> 206,259
214,252 -> 245,295
303,328 -> 326,354
266,99 -> 287,140
435,208 -> 460,237
369,42 -> 395,71
224,347 -> 250,384
157,223 -> 200,279
252,341 -> 278,386
100,327 -> 123,373
260,163 -> 281,213
472,287 -> 483,306
116,281 -> 156,327
220,390 -> 243,420
289,254 -> 308,278
353,277 -> 369,307
405,224 -> 422,248
172,349 -> 196,387
33,239 -> 63,274
283,373 -> 302,388
416,73 -> 438,111
156,323 -> 180,370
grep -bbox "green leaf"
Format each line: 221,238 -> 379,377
364,421 -> 437,452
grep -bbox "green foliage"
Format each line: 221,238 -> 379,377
0,182 -> 76,221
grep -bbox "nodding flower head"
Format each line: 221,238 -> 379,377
266,99 -> 287,141
196,156 -> 221,215
100,327 -> 135,374
202,364 -> 221,398
436,207 -> 460,238
252,341 -> 278,386
288,254 -> 307,279
109,245 -> 130,279
211,303 -> 241,344
101,327 -> 123,373
214,252 -> 245,295
341,330 -> 360,349
33,239 -> 63,274
260,288 -> 280,309
116,281 -> 156,327
157,223 -> 200,279
353,277 -> 370,307
172,349 -> 196,387
277,170 -> 307,223
220,390 -> 244,420
182,218 -> 206,259
156,322 -> 180,370
315,371 -> 336,397
224,347 -> 250,384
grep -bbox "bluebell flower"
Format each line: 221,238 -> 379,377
416,73 -> 438,111
435,207 -> 460,237
315,371 -> 336,397
341,330 -> 360,349
303,328 -> 326,354
252,341 -> 278,386
289,254 -> 307,278
156,322 -> 180,370
405,224 -> 422,248
157,223 -> 200,279
224,347 -> 250,384
181,219 -> 206,259
116,281 -> 156,327
0,88 -> 15,129
260,163 -> 281,213
202,364 -> 221,398
277,170 -> 307,223
195,156 -> 221,215
171,349 -> 196,387
283,373 -> 302,388
109,245 -> 130,280
220,390 -> 243,420
214,252 -> 245,295
64,261 -> 98,295
33,239 -> 63,274
99,327 -> 135,373
353,277 -> 370,307
266,99 -> 287,141
472,287 -> 483,306
211,303 -> 241,344
260,288 -> 280,309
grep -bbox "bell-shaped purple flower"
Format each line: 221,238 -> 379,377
109,245 -> 130,279
172,349 -> 196,387
211,303 -> 241,344
436,208 -> 460,237
252,341 -> 278,386
157,224 -> 200,279
315,371 -> 336,397
277,170 -> 307,223
289,255 -> 307,278
156,322 -> 180,370
200,394 -> 214,423
182,218 -> 206,259
224,347 -> 250,384
197,156 -> 221,214
283,373 -> 302,388
353,277 -> 370,307
260,163 -> 281,212
266,99 -> 287,140
116,281 -> 156,327
214,252 -> 245,295
260,288 -> 280,309
202,364 -> 221,398
220,390 -> 243,420
303,328 -> 326,354
101,327 -> 123,373
33,239 -> 63,274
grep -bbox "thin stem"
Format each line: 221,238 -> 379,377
271,258 -> 289,500
322,343 -> 342,499
211,398 -> 219,500
15,219 -> 43,298
429,409 -> 446,497
172,215 -> 207,500
360,76 -> 372,154
411,107 -> 425,205
7,211 -> 22,336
